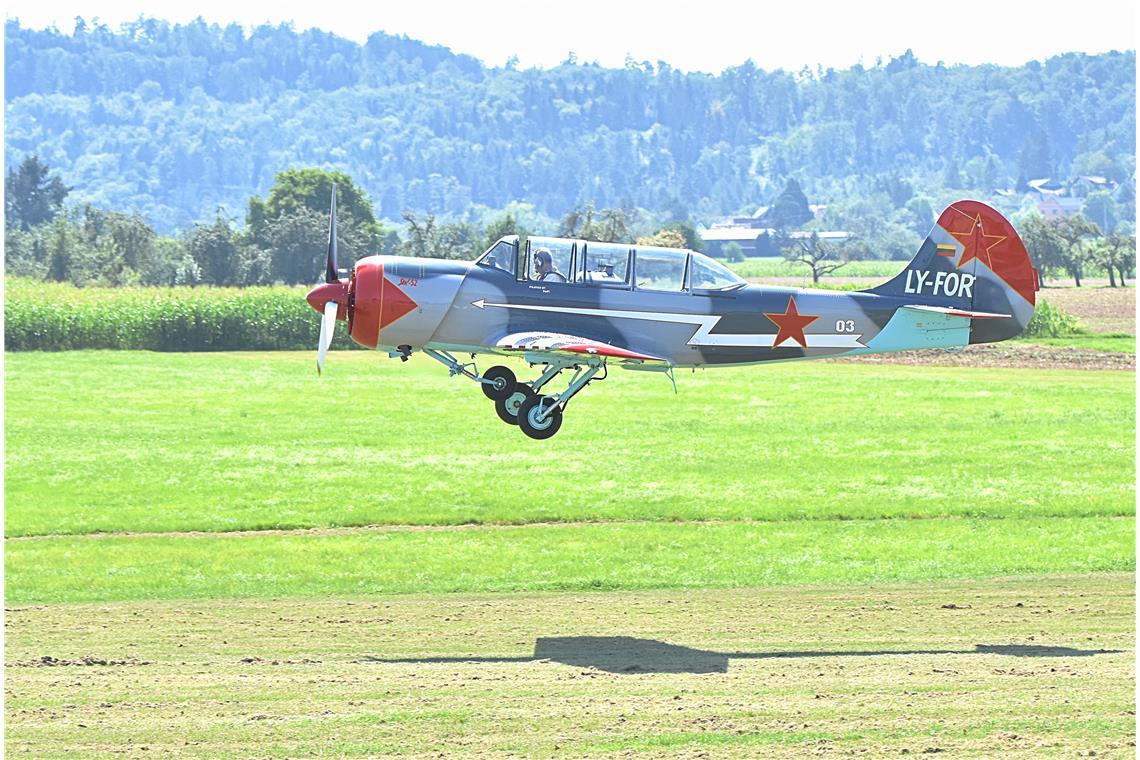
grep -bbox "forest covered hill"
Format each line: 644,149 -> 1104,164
4,18 -> 1136,235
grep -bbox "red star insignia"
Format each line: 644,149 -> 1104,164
949,213 -> 1007,270
764,296 -> 818,349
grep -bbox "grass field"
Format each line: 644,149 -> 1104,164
5,353 -> 1134,538
727,257 -> 909,280
5,576 -> 1133,757
5,350 -> 1135,756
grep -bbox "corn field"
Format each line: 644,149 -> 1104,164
4,279 -> 361,351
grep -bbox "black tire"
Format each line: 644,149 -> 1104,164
481,365 -> 516,401
495,385 -> 535,425
517,394 -> 563,440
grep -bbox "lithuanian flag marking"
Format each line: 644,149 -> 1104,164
935,244 -> 956,256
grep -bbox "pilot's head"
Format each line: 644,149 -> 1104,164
535,248 -> 553,275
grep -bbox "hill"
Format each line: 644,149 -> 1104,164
4,19 -> 1136,232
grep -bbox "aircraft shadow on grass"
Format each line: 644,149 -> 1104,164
364,637 -> 1122,675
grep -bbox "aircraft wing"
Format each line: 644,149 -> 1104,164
495,332 -> 670,367
900,305 -> 1011,319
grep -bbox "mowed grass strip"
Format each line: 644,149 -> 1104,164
5,516 -> 1133,604
5,575 -> 1133,758
5,352 -> 1135,536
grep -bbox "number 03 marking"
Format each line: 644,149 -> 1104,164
835,319 -> 855,332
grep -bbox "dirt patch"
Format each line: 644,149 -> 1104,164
1039,287 -> 1135,335
833,342 -> 1135,370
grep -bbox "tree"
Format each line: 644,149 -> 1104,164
247,168 -> 380,255
1052,214 -> 1101,287
762,178 -> 812,231
721,241 -> 745,262
781,233 -> 852,283
400,212 -> 480,260
1082,191 -> 1118,234
557,203 -> 634,243
187,213 -> 240,285
482,213 -> 525,253
5,155 -> 70,230
636,228 -> 686,248
1090,233 -> 1135,287
1018,213 -> 1065,285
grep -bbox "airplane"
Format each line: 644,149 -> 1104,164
307,190 -> 1037,439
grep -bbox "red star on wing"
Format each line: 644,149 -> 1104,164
764,296 -> 818,349
949,213 -> 1007,270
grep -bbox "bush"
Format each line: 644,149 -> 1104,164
4,279 -> 362,351
1022,299 -> 1084,338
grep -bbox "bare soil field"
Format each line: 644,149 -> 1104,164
1039,286 -> 1136,335
5,574 -> 1133,758
837,342 -> 1135,370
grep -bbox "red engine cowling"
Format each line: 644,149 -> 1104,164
346,257 -> 426,349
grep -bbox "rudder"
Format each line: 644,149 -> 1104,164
865,200 -> 1037,343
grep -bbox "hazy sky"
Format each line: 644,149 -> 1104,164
6,0 -> 1137,72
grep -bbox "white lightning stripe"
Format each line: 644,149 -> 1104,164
473,299 -> 865,349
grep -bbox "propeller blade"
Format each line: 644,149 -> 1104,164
317,300 -> 338,374
324,185 -> 338,283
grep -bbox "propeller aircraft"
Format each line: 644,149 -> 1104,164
307,190 -> 1038,439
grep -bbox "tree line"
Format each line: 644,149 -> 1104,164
5,160 -> 708,287
5,18 -> 1135,241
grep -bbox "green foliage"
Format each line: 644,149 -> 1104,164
1022,299 -> 1083,338
762,178 -> 813,231
10,19 -> 1128,232
728,257 -> 904,279
558,203 -> 635,243
721,241 -> 745,262
4,154 -> 69,230
636,228 -> 687,248
3,278 -> 350,351
399,211 -> 481,259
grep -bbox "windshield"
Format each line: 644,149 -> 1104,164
690,252 -> 746,290
583,242 -> 631,287
476,237 -> 518,276
634,246 -> 688,291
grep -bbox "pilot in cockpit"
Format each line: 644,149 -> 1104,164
534,248 -> 567,283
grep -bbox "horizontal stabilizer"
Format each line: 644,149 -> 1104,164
901,305 -> 1011,320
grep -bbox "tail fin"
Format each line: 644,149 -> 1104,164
865,200 -> 1038,343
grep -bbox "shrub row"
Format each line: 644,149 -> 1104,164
4,280 -> 362,351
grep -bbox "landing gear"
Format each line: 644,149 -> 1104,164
495,384 -> 535,425
423,349 -> 520,400
481,365 -> 517,401
515,363 -> 604,439
420,348 -> 605,439
517,395 -> 563,439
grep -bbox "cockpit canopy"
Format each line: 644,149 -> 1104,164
475,235 -> 745,292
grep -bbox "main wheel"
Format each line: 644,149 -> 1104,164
481,365 -> 516,401
517,394 -> 563,440
495,385 -> 535,425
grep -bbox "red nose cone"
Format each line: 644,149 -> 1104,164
306,281 -> 349,319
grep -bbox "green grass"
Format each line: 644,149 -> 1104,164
5,352 -> 1135,537
726,257 -> 907,280
5,517 -> 1133,604
1015,333 -> 1136,352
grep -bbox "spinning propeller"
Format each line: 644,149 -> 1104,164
306,186 -> 350,374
